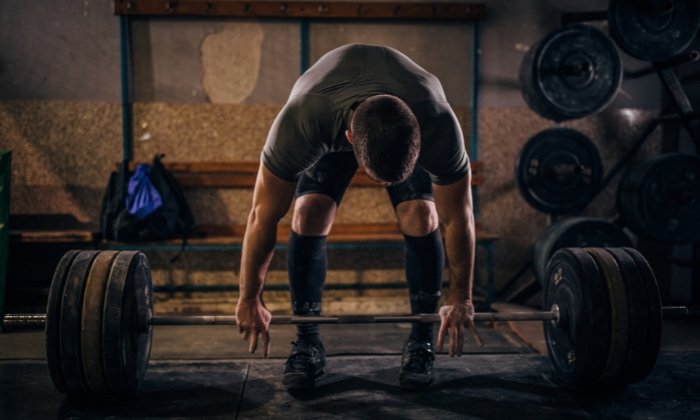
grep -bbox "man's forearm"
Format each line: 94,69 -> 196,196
239,215 -> 279,301
442,214 -> 476,305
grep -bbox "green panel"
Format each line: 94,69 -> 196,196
0,149 -> 10,322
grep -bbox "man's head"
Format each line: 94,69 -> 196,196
346,94 -> 420,184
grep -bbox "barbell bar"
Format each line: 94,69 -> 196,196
1,310 -> 558,330
3,305 -> 694,331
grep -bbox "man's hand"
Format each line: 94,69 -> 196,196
436,301 -> 483,356
235,298 -> 272,358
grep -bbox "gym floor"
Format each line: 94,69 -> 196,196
1,303 -> 699,419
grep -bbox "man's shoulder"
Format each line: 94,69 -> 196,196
411,99 -> 455,120
283,94 -> 337,116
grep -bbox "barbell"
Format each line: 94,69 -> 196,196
519,23 -> 622,122
515,128 -> 603,215
0,248 -> 694,395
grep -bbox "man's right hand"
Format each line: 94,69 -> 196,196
235,297 -> 272,358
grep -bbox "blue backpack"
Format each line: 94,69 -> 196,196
100,154 -> 195,256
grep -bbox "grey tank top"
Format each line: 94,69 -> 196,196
261,44 -> 469,185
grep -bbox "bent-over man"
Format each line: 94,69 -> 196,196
235,43 -> 479,390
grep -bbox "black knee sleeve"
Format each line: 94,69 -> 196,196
404,229 -> 445,342
287,231 -> 327,343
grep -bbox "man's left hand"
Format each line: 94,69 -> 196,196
436,301 -> 483,356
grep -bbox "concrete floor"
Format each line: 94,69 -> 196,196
1,305 -> 699,419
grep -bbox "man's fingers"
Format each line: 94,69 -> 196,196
262,331 -> 271,359
469,321 -> 484,347
249,333 -> 258,354
449,325 -> 457,357
457,323 -> 465,357
436,320 -> 448,352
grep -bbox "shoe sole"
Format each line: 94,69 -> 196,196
282,369 -> 325,390
399,372 -> 433,390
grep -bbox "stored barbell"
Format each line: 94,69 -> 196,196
516,128 -> 603,215
532,217 -> 634,285
0,248 -> 695,395
519,23 -> 622,122
618,152 -> 700,243
608,0 -> 700,63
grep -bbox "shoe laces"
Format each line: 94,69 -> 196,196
286,341 -> 323,368
403,342 -> 435,371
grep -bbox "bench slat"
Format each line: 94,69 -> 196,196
127,161 -> 484,188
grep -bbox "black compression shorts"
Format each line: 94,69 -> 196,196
294,152 -> 434,208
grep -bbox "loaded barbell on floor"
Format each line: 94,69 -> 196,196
0,249 -> 696,395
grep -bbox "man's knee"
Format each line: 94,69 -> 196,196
292,194 -> 337,236
396,200 -> 439,237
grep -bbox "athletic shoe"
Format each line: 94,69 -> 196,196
282,340 -> 326,389
399,339 -> 435,389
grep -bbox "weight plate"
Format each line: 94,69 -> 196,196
618,153 -> 700,243
81,250 -> 119,394
102,251 -> 153,394
45,250 -> 80,394
520,23 -> 622,121
609,0 -> 700,62
533,217 -> 633,285
59,250 -> 100,394
585,248 -> 629,385
544,248 -> 609,385
604,248 -> 648,384
621,247 -> 663,383
516,128 -> 604,214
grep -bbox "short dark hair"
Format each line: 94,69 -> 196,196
350,95 -> 420,184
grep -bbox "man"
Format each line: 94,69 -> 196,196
235,44 -> 479,390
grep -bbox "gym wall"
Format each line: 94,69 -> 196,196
0,0 -> 670,312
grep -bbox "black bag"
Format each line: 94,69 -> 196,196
100,154 -> 195,255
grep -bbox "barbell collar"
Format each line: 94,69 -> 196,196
1,314 -> 47,331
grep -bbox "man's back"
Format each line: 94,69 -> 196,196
289,44 -> 446,108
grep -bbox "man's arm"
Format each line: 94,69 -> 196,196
235,164 -> 296,356
433,171 -> 475,305
432,170 -> 480,356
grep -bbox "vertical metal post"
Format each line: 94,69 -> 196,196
655,66 -> 700,151
693,241 -> 700,305
120,15 -> 134,162
300,19 -> 310,74
470,21 -> 480,217
470,21 -> 480,161
0,150 -> 10,326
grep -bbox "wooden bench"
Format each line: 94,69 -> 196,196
112,161 -> 498,306
10,161 -> 498,306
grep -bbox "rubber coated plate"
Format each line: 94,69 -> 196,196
45,250 -> 80,394
59,250 -> 100,394
609,0 -> 700,62
544,248 -> 608,385
102,251 -> 153,394
605,248 -> 649,384
81,251 -> 119,394
516,128 -> 603,214
533,217 -> 633,285
520,23 -> 622,121
621,247 -> 663,383
618,153 -> 700,243
585,248 -> 629,385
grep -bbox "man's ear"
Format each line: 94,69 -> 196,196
345,129 -> 353,144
